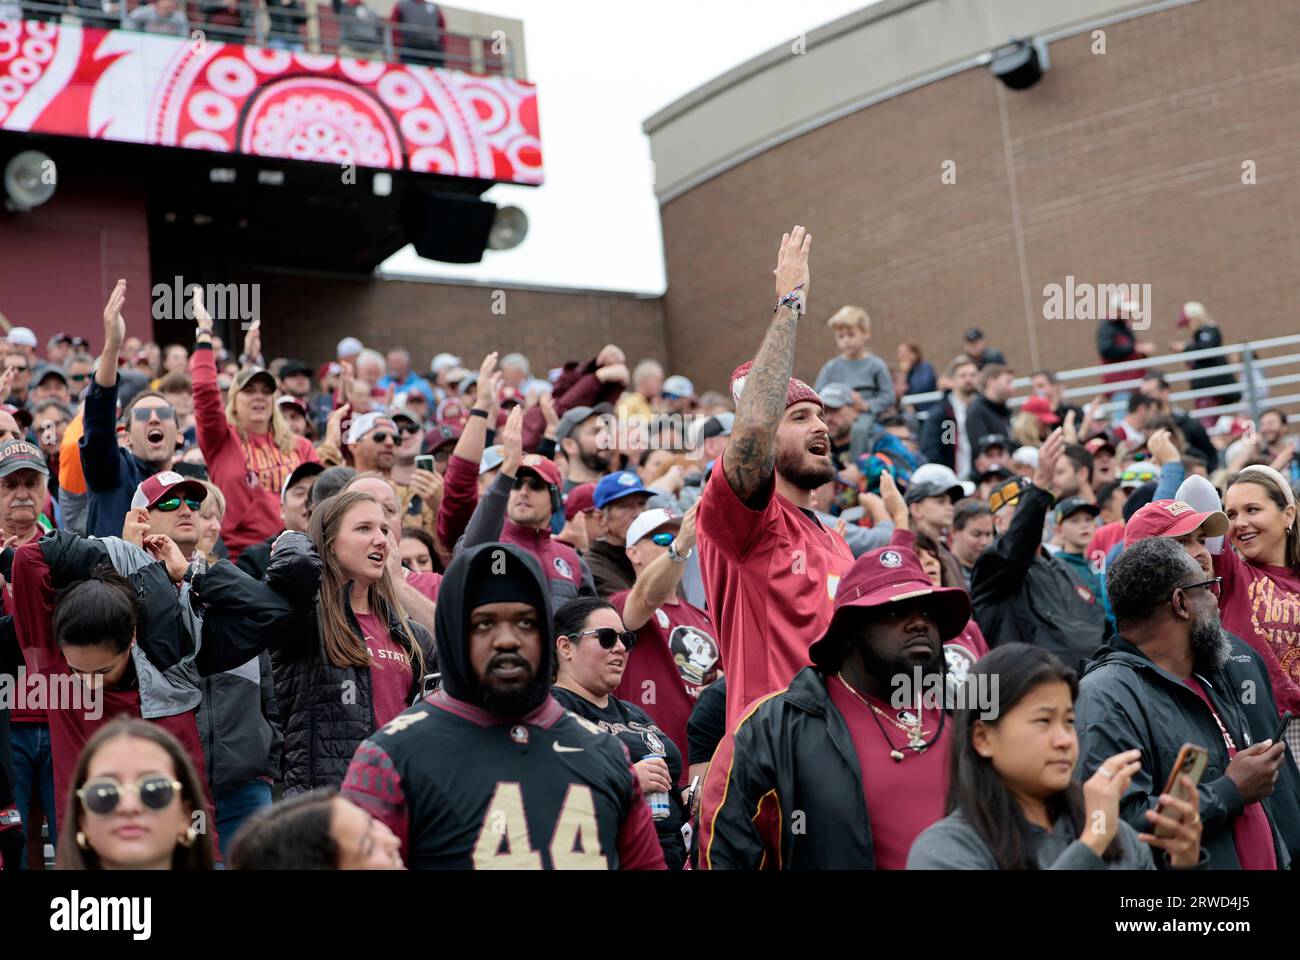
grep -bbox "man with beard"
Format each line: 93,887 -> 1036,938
340,542 -> 665,869
82,280 -> 181,537
1076,537 -> 1289,869
1050,443 -> 1095,505
696,226 -> 854,734
555,403 -> 614,493
698,543 -> 969,869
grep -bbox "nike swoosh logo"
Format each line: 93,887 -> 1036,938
552,742 -> 584,753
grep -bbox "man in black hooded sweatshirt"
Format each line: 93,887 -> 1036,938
342,542 -> 665,869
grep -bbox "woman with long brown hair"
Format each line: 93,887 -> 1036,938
241,490 -> 435,794
57,718 -> 215,870
1214,465 -> 1300,751
189,294 -> 318,560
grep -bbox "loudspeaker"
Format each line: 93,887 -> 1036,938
401,191 -> 496,264
991,40 -> 1046,90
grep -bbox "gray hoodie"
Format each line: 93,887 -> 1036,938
907,807 -> 1156,869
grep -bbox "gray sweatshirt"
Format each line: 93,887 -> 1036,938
813,354 -> 895,415
907,807 -> 1157,869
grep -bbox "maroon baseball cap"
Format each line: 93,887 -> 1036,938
517,454 -> 562,489
131,470 -> 208,510
425,422 -> 461,452
1,403 -> 32,429
564,481 -> 597,521
1020,395 -> 1061,425
809,545 -> 970,668
1123,499 -> 1229,547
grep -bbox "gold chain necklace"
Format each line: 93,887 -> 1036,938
837,672 -> 929,761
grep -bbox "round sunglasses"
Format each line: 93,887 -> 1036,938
77,774 -> 182,816
573,627 -> 637,651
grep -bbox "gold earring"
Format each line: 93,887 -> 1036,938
76,831 -> 89,850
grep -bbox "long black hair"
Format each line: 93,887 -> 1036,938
947,644 -> 1119,869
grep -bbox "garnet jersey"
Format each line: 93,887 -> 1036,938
342,691 -> 666,870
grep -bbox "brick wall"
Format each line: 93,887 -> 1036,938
658,0 -> 1300,397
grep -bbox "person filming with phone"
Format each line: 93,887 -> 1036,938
908,644 -> 1202,869
1074,537 -> 1289,869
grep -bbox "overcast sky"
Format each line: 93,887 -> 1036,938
378,0 -> 882,294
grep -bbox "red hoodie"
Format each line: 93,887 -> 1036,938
190,344 -> 319,559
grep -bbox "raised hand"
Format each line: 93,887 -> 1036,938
242,318 -> 261,363
1080,749 -> 1143,856
878,470 -> 907,528
1033,428 -> 1065,491
143,534 -> 188,583
1146,428 -> 1180,466
122,507 -> 151,546
773,225 -> 812,301
103,279 -> 127,350
324,403 -> 351,450
539,390 -> 560,433
1139,774 -> 1203,868
675,500 -> 699,554
595,344 -> 626,369
499,404 -> 524,476
192,287 -> 213,335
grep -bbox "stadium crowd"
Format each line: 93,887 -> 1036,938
0,225 -> 1296,871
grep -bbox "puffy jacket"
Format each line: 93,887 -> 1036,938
971,485 -> 1107,668
697,666 -> 877,869
1076,637 -> 1291,870
459,470 -> 596,603
195,650 -> 282,792
206,531 -> 436,795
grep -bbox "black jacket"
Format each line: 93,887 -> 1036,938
920,394 -> 957,469
971,486 -> 1107,667
234,535 -> 277,581
963,395 -> 1011,454
202,531 -> 436,795
1076,637 -> 1291,870
195,650 -> 282,792
698,667 -> 877,869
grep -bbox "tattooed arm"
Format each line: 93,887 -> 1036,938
722,226 -> 812,509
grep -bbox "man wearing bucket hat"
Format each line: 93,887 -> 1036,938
696,226 -> 854,735
698,542 -> 970,869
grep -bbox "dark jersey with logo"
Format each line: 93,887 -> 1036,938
342,690 -> 666,870
551,686 -> 689,869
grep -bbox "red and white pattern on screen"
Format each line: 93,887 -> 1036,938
0,19 -> 543,184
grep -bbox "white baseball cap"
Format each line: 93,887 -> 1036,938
1012,445 -> 1039,469
6,327 -> 37,348
431,352 -> 462,374
336,336 -> 364,359
626,508 -> 681,548
345,410 -> 396,445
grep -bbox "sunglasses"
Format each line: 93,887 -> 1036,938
367,432 -> 396,444
574,628 -> 637,651
1120,466 -> 1158,484
988,477 -> 1032,514
69,373 -> 90,382
514,476 -> 549,493
649,532 -> 675,547
131,404 -> 176,421
397,423 -> 421,436
6,365 -> 29,373
154,496 -> 202,512
1179,577 -> 1222,599
77,774 -> 181,816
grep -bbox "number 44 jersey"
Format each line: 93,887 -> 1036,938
342,690 -> 667,869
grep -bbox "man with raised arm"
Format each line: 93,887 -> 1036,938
695,226 -> 854,733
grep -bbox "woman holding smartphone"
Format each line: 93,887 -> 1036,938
908,645 -> 1203,869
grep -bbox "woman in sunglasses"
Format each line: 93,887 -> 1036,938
908,644 -> 1202,870
550,596 -> 690,869
57,718 -> 215,870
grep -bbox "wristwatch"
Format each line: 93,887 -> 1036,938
667,540 -> 692,564
182,554 -> 208,592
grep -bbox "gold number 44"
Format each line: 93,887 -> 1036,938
472,782 -> 608,869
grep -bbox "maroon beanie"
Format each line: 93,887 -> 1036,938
729,360 -> 823,411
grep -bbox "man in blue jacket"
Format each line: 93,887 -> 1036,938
80,280 -> 180,537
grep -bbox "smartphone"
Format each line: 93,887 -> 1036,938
420,672 -> 441,697
415,454 -> 436,473
1154,743 -> 1208,838
1272,711 -> 1293,745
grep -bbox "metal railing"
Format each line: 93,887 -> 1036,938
3,0 -> 518,76
904,331 -> 1300,428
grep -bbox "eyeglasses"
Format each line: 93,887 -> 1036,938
367,432 -> 395,444
514,476 -> 549,493
77,774 -> 182,816
131,404 -> 175,422
6,364 -> 28,373
574,628 -> 637,651
1179,577 -> 1222,599
154,496 -> 202,512
649,532 -> 675,547
397,422 -> 421,436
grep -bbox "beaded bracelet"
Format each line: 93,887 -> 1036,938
775,283 -> 807,316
